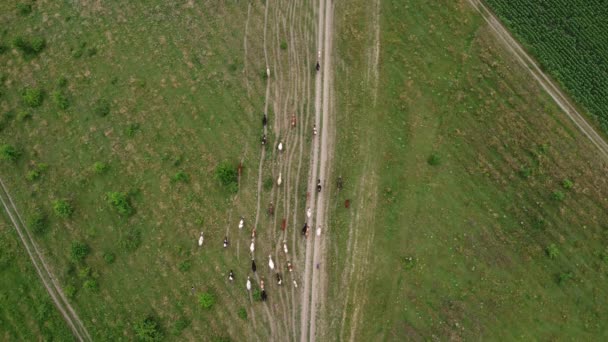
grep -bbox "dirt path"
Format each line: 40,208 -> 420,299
0,177 -> 92,342
467,0 -> 608,161
299,0 -> 335,339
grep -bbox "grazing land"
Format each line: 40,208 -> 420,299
2,0 -> 608,341
484,0 -> 608,132
325,0 -> 608,340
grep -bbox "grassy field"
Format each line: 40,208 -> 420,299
483,0 -> 608,133
326,0 -> 608,340
0,0 -> 312,340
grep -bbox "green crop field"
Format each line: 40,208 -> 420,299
484,0 -> 608,132
326,0 -> 608,340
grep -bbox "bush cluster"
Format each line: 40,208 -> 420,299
13,36 -> 45,56
215,162 -> 238,193
198,292 -> 216,309
106,191 -> 133,216
134,315 -> 163,342
21,87 -> 43,107
70,242 -> 90,262
53,199 -> 73,218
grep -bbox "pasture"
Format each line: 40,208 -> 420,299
0,0 -> 315,340
326,0 -> 608,340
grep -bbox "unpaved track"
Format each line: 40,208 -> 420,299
468,0 -> 608,161
300,0 -> 335,340
0,177 -> 92,342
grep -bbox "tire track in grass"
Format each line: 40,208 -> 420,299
0,177 -> 91,342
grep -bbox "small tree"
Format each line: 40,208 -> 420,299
171,171 -> 189,183
28,210 -> 47,235
53,199 -> 73,218
93,161 -> 109,174
70,242 -> 90,262
106,191 -> 133,216
215,161 -> 238,193
22,87 -> 43,107
551,190 -> 565,201
134,315 -> 163,342
427,153 -> 441,166
562,179 -> 574,190
198,292 -> 216,309
546,244 -> 559,259
52,90 -> 69,110
83,279 -> 99,292
0,144 -> 20,162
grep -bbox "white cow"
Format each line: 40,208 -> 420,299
277,172 -> 282,186
316,226 -> 321,236
250,239 -> 255,254
238,217 -> 244,229
306,207 -> 312,218
268,254 -> 275,270
283,240 -> 288,255
198,232 -> 204,246
293,280 -> 298,288
246,276 -> 251,291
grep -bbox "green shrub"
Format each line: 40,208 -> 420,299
198,292 -> 216,309
178,260 -> 192,273
78,266 -> 91,279
120,229 -> 142,252
57,76 -> 68,87
64,284 -> 76,299
93,161 -> 109,174
551,190 -> 565,201
17,3 -> 32,16
106,191 -> 133,216
0,44 -> 7,54
280,41 -> 288,50
427,153 -> 441,166
170,318 -> 189,336
0,144 -> 19,162
94,99 -> 110,117
215,162 -> 238,193
518,166 -> 532,179
237,307 -> 247,320
103,252 -> 116,264
21,87 -> 43,107
17,110 -> 32,121
53,199 -> 73,218
252,288 -> 262,301
546,244 -> 559,259
562,179 -> 574,190
402,256 -> 416,270
52,90 -> 69,110
127,123 -> 140,137
263,177 -> 273,191
556,271 -> 573,285
30,37 -> 45,53
13,36 -> 45,56
171,171 -> 189,183
87,47 -> 97,57
134,315 -> 163,342
28,210 -> 47,235
70,242 -> 90,262
83,279 -> 99,292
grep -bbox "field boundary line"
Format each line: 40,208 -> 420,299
469,0 -> 608,161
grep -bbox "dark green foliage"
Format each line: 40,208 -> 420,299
17,3 -> 32,16
546,244 -> 559,259
17,110 -> 31,121
551,190 -> 565,201
263,177 -> 273,191
64,285 -> 76,299
134,315 -> 163,342
214,161 -> 238,193
57,76 -> 68,88
13,36 -> 45,56
280,41 -> 288,50
485,0 -> 608,133
94,99 -> 110,117
106,191 -> 133,216
127,123 -> 140,137
562,179 -> 573,190
52,199 -> 73,218
170,318 -> 189,336
178,260 -> 191,272
103,252 -> 116,264
26,162 -> 47,181
0,144 -> 20,162
198,292 -> 215,309
252,288 -> 262,301
28,210 -> 47,235
83,279 -> 99,292
93,161 -> 109,174
402,256 -> 416,270
21,87 -> 43,107
51,90 -> 69,110
171,171 -> 189,183
120,229 -> 142,252
518,166 -> 531,179
237,307 -> 247,320
70,242 -> 90,262
0,44 -> 7,54
427,153 -> 441,166
556,271 -> 574,285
